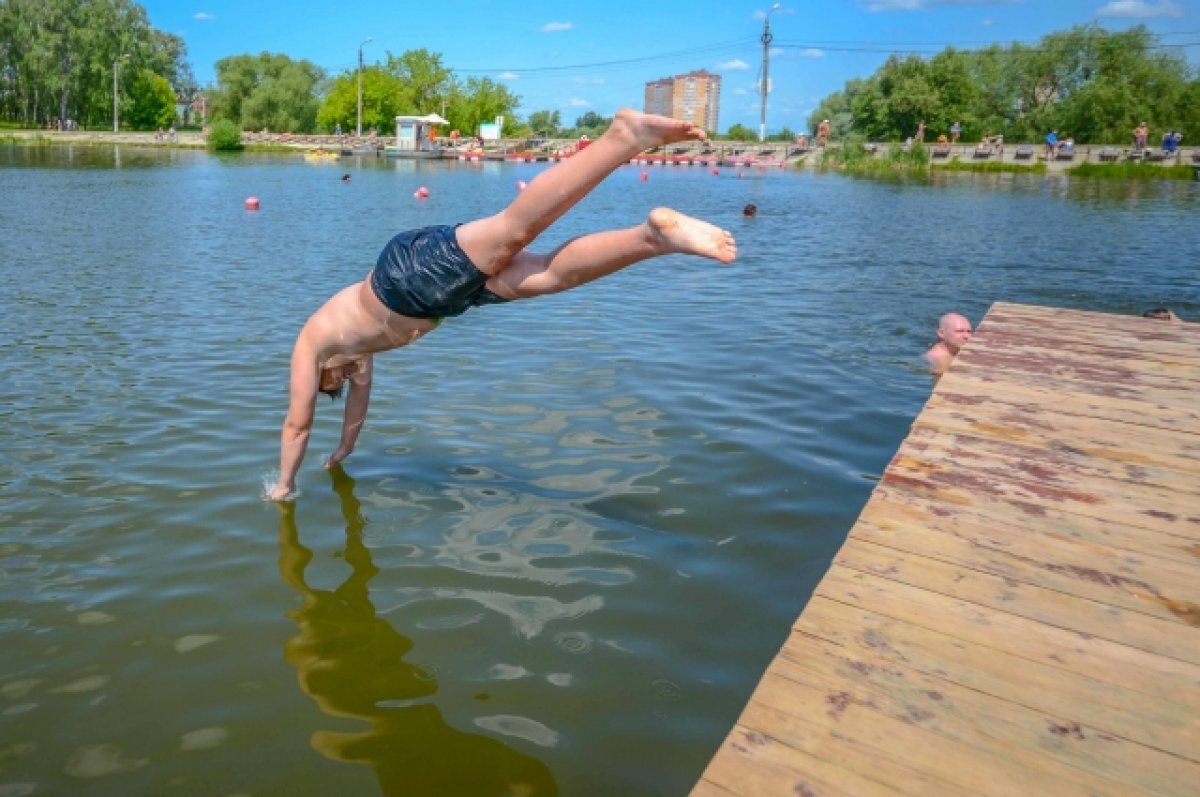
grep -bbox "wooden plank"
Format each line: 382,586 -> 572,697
736,698 -> 971,797
964,330 -> 1200,384
814,566 -> 1200,706
867,484 -> 1200,571
935,366 -> 1200,432
773,633 -> 1200,796
837,531 -> 1200,656
743,671 -> 1135,797
889,431 -> 1200,532
902,420 -> 1199,495
699,722 -> 905,797
855,500 -> 1200,625
883,447 -> 1200,539
795,598 -> 1200,757
985,303 -> 1200,351
974,319 -> 1200,368
906,409 -> 1200,498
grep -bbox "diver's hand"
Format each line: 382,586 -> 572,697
323,445 -> 353,469
267,482 -> 296,501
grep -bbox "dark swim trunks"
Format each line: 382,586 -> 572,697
369,224 -> 511,320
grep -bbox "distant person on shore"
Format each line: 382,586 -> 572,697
1143,307 -> 1182,322
1134,122 -> 1149,151
817,119 -> 830,147
915,120 -> 926,143
267,110 -> 738,501
1044,130 -> 1059,160
923,313 -> 973,381
950,120 -> 961,144
742,203 -> 757,217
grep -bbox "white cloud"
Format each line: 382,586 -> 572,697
800,48 -> 825,59
1096,0 -> 1181,17
193,12 -> 214,20
733,88 -> 749,96
498,72 -> 519,81
568,97 -> 590,108
572,77 -> 605,85
718,59 -> 750,70
540,21 -> 574,32
982,17 -> 995,25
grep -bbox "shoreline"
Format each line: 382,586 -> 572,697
3,129 -> 1194,173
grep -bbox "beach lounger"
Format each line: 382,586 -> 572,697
1192,150 -> 1200,164
1014,145 -> 1034,160
931,144 -> 951,158
1098,147 -> 1121,162
1055,148 -> 1076,161
972,144 -> 992,159
1145,150 -> 1167,163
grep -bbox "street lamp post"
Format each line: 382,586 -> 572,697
113,53 -> 129,132
357,37 -> 373,138
759,4 -> 781,143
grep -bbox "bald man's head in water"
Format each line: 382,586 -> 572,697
923,313 -> 972,380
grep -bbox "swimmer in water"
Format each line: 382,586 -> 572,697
923,312 -> 973,382
268,109 -> 738,501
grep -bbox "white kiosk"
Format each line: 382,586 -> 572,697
387,113 -> 448,158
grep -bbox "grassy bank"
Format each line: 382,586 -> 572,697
934,158 -> 1047,174
1067,161 -> 1196,180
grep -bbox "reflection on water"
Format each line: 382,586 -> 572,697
277,467 -> 557,796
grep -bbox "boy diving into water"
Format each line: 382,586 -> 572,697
268,109 -> 738,501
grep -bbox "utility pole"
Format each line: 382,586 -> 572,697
113,53 -> 128,132
759,4 -> 780,143
357,37 -> 373,138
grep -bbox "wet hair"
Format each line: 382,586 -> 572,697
319,381 -> 346,401
743,203 -> 757,217
1142,307 -> 1174,320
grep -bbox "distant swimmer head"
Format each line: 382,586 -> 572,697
341,173 -> 351,182
742,203 -> 757,217
1142,307 -> 1180,322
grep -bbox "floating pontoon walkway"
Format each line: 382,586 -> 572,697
694,302 -> 1200,797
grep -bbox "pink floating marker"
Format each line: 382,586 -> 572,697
516,180 -> 527,190
244,196 -> 260,210
414,186 -> 430,199
639,171 -> 649,182
710,168 -> 719,176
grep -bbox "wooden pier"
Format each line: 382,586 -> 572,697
694,302 -> 1200,797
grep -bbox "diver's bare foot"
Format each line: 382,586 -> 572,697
647,207 -> 737,264
607,109 -> 707,152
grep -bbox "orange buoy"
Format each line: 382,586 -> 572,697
244,196 -> 260,210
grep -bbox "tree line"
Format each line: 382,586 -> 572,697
3,5 -> 1194,145
807,25 -> 1200,146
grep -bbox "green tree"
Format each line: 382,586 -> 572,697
126,68 -> 176,129
210,52 -> 324,133
725,123 -> 756,142
448,76 -> 520,137
317,66 -> 407,134
385,48 -> 452,114
526,109 -> 561,137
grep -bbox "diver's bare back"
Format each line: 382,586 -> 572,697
305,279 -> 437,368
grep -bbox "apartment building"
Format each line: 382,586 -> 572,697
643,70 -> 721,133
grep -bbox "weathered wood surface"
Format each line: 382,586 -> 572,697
694,302 -> 1200,796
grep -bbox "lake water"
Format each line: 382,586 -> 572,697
1,144 -> 1197,796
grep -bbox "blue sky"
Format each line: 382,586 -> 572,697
141,0 -> 1197,133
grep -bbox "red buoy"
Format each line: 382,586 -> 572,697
244,196 -> 260,210
414,186 -> 430,199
